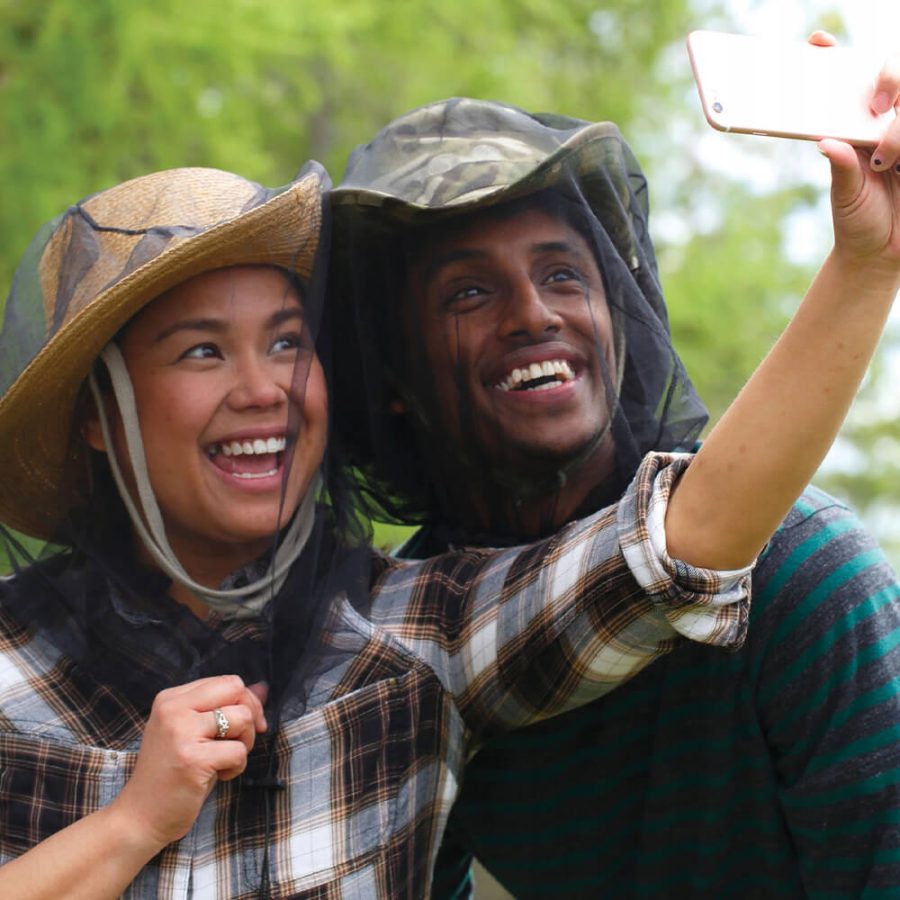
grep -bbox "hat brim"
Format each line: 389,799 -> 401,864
331,122 -> 647,284
0,170 -> 323,539
331,122 -> 622,217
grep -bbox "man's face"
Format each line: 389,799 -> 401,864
406,206 -> 617,473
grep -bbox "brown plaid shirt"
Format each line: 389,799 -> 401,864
0,454 -> 748,898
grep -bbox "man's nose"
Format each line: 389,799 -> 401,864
498,279 -> 564,340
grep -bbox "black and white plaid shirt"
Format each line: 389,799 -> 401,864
0,453 -> 748,897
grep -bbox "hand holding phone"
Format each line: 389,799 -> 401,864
687,30 -> 894,146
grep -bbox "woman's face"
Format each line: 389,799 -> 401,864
88,265 -> 327,579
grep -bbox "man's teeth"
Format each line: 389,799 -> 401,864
214,436 -> 287,458
497,360 -> 575,392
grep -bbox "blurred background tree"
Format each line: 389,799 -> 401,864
1,2 -> 897,896
0,0 -> 896,575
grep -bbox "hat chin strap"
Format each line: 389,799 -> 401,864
88,344 -> 317,620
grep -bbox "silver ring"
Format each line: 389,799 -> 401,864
212,707 -> 230,740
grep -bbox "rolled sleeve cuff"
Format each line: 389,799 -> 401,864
618,452 -> 751,648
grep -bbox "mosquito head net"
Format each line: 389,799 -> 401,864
331,98 -> 708,542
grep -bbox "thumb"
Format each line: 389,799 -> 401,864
247,681 -> 270,732
818,139 -> 866,210
248,681 -> 269,704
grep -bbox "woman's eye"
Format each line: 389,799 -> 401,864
180,342 -> 220,361
271,332 -> 303,354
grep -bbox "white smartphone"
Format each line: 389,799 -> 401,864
687,30 -> 893,146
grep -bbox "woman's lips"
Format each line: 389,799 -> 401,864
206,435 -> 286,479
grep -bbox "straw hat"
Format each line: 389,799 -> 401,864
0,164 -> 325,539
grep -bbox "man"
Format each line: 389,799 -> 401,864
331,97 -> 900,896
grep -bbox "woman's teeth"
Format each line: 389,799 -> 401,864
210,436 -> 287,458
497,359 -> 575,392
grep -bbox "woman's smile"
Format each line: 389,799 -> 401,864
86,265 -> 328,582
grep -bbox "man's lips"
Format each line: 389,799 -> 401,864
495,358 -> 576,392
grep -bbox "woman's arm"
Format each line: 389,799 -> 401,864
0,675 -> 266,900
666,43 -> 900,569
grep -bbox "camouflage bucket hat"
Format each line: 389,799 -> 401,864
0,165 -> 325,538
332,96 -> 658,286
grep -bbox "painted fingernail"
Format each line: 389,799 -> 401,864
873,91 -> 893,114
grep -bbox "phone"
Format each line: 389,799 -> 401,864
687,30 -> 893,146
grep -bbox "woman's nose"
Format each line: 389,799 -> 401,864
227,357 -> 287,410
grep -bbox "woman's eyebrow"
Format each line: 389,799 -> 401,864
267,307 -> 305,328
151,307 -> 304,344
152,318 -> 224,344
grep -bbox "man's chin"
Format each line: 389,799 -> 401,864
482,430 -> 613,481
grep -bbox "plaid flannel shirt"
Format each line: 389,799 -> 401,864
0,453 -> 749,898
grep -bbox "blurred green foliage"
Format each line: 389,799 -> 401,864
0,0 -> 896,569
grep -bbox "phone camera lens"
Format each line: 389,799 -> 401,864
712,101 -> 723,113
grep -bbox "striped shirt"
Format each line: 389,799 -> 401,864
428,486 -> 900,898
0,453 -> 747,898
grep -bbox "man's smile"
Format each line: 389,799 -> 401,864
495,359 -> 576,392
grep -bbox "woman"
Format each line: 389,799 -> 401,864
0,160 -> 883,899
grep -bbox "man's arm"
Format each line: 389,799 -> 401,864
749,491 -> 900,894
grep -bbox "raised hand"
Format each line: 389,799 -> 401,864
809,32 -> 900,266
112,675 -> 268,849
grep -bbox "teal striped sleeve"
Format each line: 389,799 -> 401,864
751,487 -> 900,896
428,488 -> 900,898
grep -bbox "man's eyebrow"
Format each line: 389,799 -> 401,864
531,239 -> 589,258
152,306 -> 304,344
421,247 -> 487,284
423,239 -> 589,280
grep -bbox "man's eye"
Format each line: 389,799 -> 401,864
546,266 -> 582,285
444,284 -> 488,311
452,285 -> 485,301
181,343 -> 220,360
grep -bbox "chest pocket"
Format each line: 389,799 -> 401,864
273,665 -> 458,895
0,732 -> 129,861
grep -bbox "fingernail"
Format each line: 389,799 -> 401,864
873,91 -> 893,114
